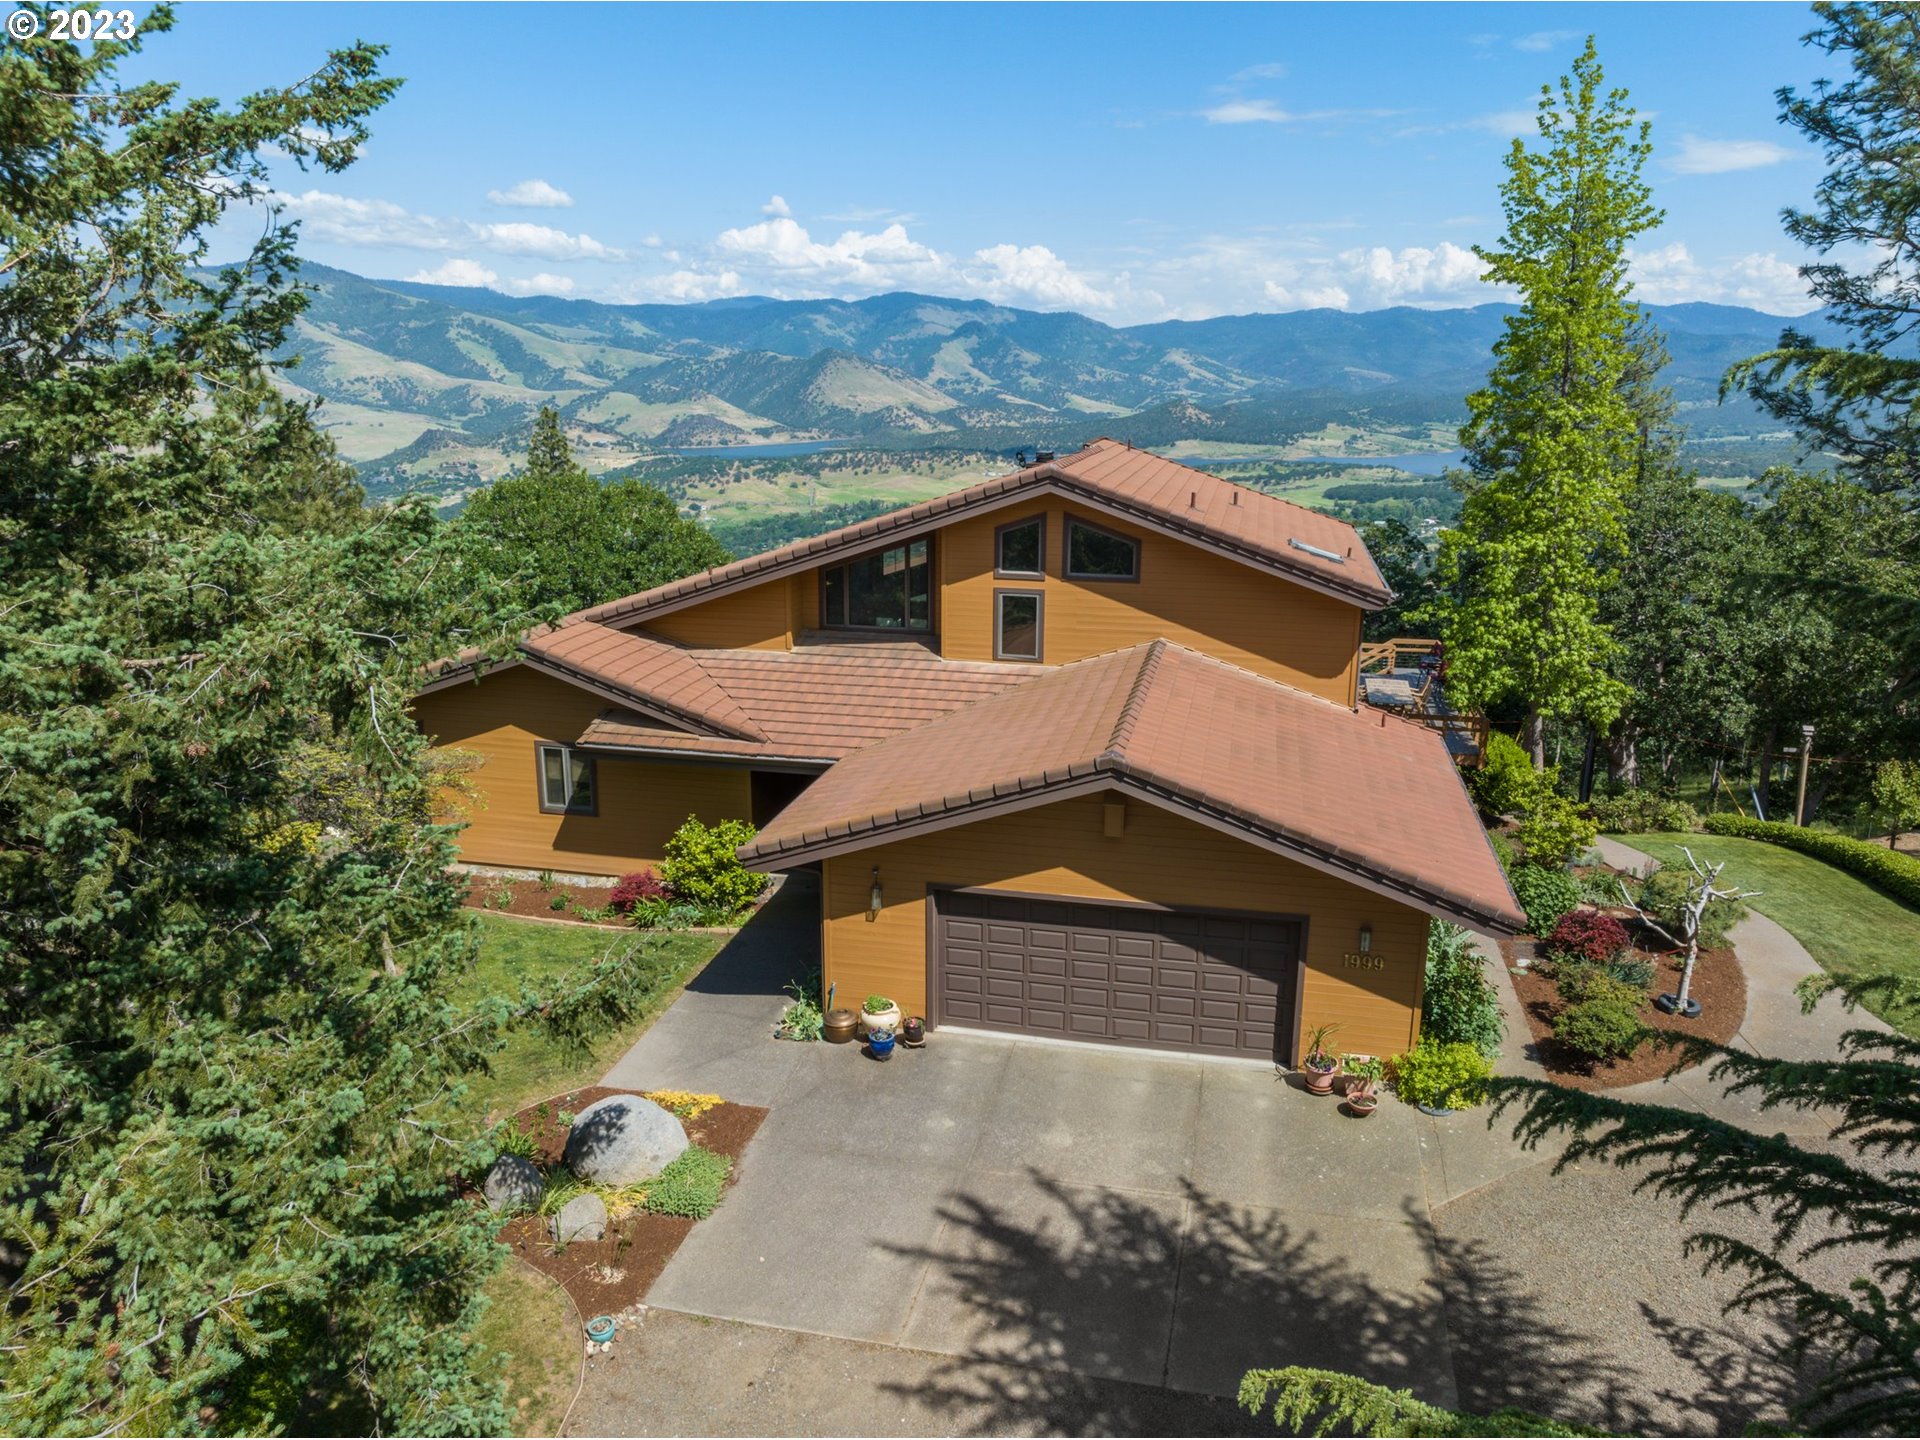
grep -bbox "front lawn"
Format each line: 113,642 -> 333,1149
454,912 -> 726,1121
1623,832 -> 1920,1036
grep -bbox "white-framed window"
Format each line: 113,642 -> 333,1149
537,743 -> 597,815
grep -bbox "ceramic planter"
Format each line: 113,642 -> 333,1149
902,1016 -> 926,1046
860,1002 -> 902,1036
868,1027 -> 896,1060
1346,1090 -> 1380,1117
1303,1059 -> 1339,1095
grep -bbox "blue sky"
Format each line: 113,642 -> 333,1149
138,2 -> 1837,323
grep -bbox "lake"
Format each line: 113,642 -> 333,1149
669,439 -> 846,460
1200,449 -> 1466,475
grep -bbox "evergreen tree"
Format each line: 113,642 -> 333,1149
458,406 -> 732,617
1726,2 -> 1920,499
1433,38 -> 1662,765
0,13 -> 660,1431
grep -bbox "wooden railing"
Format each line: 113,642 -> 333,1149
1357,637 -> 1443,675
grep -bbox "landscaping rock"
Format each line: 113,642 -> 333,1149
553,1192 -> 608,1245
564,1094 -> 689,1186
483,1155 -> 544,1214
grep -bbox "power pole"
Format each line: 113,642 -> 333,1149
1796,723 -> 1816,826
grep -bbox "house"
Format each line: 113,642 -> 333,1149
413,440 -> 1522,1064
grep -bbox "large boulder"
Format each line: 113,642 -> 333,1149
483,1155 -> 544,1214
563,1094 -> 689,1186
553,1192 -> 607,1245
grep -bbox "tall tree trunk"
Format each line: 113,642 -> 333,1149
1606,725 -> 1640,788
1523,709 -> 1547,768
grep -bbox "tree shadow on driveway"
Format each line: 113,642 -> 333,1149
877,1169 -> 1645,1437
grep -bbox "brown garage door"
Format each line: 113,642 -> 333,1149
933,891 -> 1301,1061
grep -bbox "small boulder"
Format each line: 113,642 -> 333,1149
563,1094 -> 689,1187
553,1192 -> 608,1245
483,1155 -> 544,1214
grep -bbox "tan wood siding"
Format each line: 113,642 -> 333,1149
640,583 -> 791,650
818,791 -> 1426,1060
930,502 -> 1362,703
412,665 -> 752,875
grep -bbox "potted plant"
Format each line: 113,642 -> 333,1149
867,1025 -> 896,1061
860,994 -> 902,1036
1300,1022 -> 1342,1095
1342,1055 -> 1385,1117
901,1016 -> 926,1047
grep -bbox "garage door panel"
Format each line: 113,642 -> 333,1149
936,893 -> 1299,1062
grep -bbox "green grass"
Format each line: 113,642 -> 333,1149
1624,832 -> 1920,1035
455,913 -> 725,1121
470,1263 -> 579,1437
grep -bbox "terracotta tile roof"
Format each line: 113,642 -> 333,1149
571,642 -> 1038,763
738,640 -> 1524,934
521,622 -> 766,741
566,439 -> 1390,628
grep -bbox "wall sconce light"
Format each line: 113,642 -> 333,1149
1358,924 -> 1372,954
867,866 -> 883,922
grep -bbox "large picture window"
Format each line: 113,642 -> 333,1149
821,538 -> 932,631
1065,516 -> 1140,581
995,589 -> 1043,661
995,515 -> 1045,578
537,743 -> 597,815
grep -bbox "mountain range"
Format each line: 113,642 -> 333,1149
273,263 -> 1829,498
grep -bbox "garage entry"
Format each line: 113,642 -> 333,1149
933,890 -> 1302,1062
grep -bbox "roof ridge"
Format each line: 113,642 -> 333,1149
1104,639 -> 1166,758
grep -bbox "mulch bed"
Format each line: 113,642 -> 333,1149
497,1085 -> 767,1319
463,875 -> 621,925
1503,939 -> 1747,1091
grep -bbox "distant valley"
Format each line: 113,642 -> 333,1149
277,264 -> 1828,547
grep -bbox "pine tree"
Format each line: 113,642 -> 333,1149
458,406 -> 732,617
0,13 -> 666,1431
1433,38 -> 1662,765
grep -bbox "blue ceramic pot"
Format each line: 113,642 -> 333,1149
868,1027 -> 896,1060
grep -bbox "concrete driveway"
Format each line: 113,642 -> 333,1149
605,876 -> 1457,1406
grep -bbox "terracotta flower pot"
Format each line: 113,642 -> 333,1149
1346,1087 -> 1379,1117
1304,1060 -> 1339,1095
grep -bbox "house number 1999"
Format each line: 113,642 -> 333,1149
1342,952 -> 1385,971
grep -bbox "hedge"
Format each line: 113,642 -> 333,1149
1703,813 -> 1920,909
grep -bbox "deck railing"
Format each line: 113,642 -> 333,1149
1357,637 -> 1443,675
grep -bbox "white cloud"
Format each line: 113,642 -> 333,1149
1233,61 -> 1289,80
498,272 -> 577,297
968,243 -> 1113,310
486,178 -> 574,209
407,258 -> 497,288
274,190 -> 625,262
1203,99 -> 1399,126
1667,135 -> 1795,175
760,194 -> 793,217
713,216 -> 951,291
1464,109 -> 1538,138
1339,241 -> 1491,306
1264,279 -> 1352,310
1513,29 -> 1580,52
1628,242 -> 1815,313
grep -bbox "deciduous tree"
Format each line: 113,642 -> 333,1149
1434,38 -> 1661,765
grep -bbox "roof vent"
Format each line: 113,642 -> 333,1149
1289,537 -> 1346,564
1035,450 -> 1055,464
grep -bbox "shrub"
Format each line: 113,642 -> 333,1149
627,898 -> 708,930
1604,956 -> 1656,990
661,815 -> 766,919
642,1146 -> 732,1220
1515,790 -> 1599,866
1468,732 -> 1539,819
1421,922 -> 1505,1058
1586,791 -> 1702,834
610,867 -> 668,915
1704,812 -> 1920,909
777,998 -> 823,1041
863,994 -> 894,1015
1510,865 -> 1582,937
1634,868 -> 1746,949
1389,1041 -> 1494,1111
1545,910 -> 1630,967
1488,830 -> 1517,874
1552,975 -> 1649,1062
